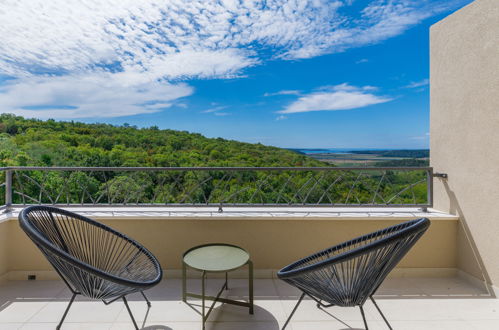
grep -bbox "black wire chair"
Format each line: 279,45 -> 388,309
19,206 -> 163,330
278,217 -> 430,330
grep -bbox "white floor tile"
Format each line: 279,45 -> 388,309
0,324 -> 22,330
0,302 -> 47,323
0,277 -> 495,329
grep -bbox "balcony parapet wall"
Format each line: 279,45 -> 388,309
0,207 -> 458,282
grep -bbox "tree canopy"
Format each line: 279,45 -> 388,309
0,114 -> 323,168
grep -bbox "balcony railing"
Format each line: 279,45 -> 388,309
0,166 -> 437,211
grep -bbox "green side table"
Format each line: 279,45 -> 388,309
182,243 -> 254,329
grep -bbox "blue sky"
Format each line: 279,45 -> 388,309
0,0 -> 473,149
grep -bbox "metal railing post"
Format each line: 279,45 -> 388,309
5,169 -> 12,211
425,167 -> 434,212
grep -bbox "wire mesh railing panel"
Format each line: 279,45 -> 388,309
0,167 -> 432,208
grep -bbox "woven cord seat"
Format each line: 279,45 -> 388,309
278,217 -> 430,330
19,206 -> 163,330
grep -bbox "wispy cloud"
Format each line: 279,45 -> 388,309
356,59 -> 369,64
276,115 -> 288,121
264,90 -> 301,97
0,73 -> 192,119
278,84 -> 392,114
411,132 -> 430,140
201,105 -> 231,116
214,112 -> 231,116
404,79 -> 429,89
0,0 -> 467,118
320,83 -> 378,92
201,106 -> 229,114
202,105 -> 231,116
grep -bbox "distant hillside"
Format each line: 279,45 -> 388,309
0,114 -> 323,167
349,149 -> 429,158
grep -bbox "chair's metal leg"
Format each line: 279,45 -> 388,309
282,292 -> 305,330
182,262 -> 187,302
141,291 -> 151,307
57,293 -> 77,330
370,296 -> 393,330
360,305 -> 369,330
123,296 -> 139,330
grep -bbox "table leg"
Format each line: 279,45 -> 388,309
248,260 -> 254,314
182,262 -> 187,302
225,272 -> 229,290
202,271 -> 206,330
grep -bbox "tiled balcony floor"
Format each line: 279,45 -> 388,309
0,277 -> 496,330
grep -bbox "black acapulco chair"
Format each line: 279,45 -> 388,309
278,218 -> 430,330
18,206 -> 163,330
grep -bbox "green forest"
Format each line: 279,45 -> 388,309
0,114 -> 428,207
0,114 -> 320,168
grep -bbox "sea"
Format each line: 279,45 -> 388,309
289,148 -> 387,155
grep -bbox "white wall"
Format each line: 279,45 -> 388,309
431,0 -> 499,285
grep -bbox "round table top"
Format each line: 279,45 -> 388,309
183,244 -> 250,272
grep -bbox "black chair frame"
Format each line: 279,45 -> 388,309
278,218 -> 430,330
19,206 -> 163,330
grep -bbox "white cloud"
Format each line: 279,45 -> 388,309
264,90 -> 301,97
201,105 -> 231,116
404,79 -> 429,88
0,0 -> 468,118
201,106 -> 228,114
411,132 -> 430,140
276,115 -> 288,121
278,84 -> 392,114
321,83 -> 378,92
214,112 -> 231,116
145,49 -> 258,80
146,103 -> 173,110
0,73 -> 193,119
0,0 -> 468,78
356,59 -> 369,64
